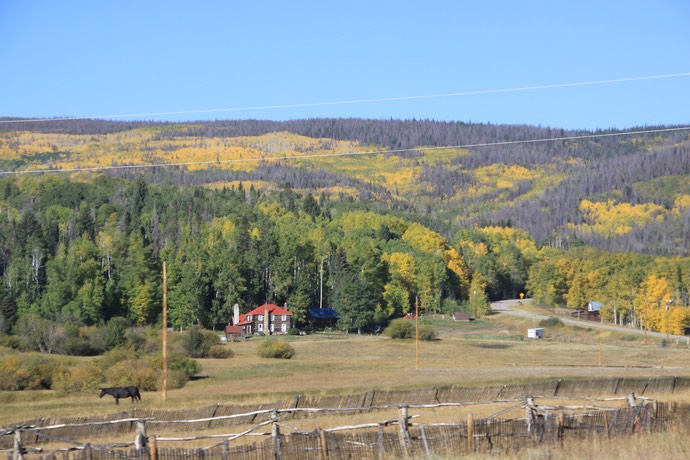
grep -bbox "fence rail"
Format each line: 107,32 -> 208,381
2,377 -> 689,459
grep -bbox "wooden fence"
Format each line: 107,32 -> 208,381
2,377 -> 690,459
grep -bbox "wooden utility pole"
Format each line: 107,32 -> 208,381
162,262 -> 168,401
415,296 -> 419,372
599,312 -> 604,367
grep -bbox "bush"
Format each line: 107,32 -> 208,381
257,340 -> 295,359
0,335 -> 21,350
539,317 -> 564,328
102,317 -> 130,350
208,344 -> 234,359
384,319 -> 437,341
98,347 -> 141,371
385,319 -> 416,339
182,326 -> 220,358
148,351 -> 202,389
418,324 -> 438,341
166,351 -> 203,378
53,362 -> 105,393
99,349 -> 202,391
0,354 -> 56,390
105,359 -> 158,391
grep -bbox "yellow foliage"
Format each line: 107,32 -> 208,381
478,226 -> 539,262
337,211 -> 409,236
576,199 -> 667,236
673,194 -> 690,215
474,164 -> 540,189
444,247 -> 469,288
402,224 -> 469,291
383,252 -> 417,285
635,275 -> 675,332
402,223 -> 446,253
209,217 -> 235,240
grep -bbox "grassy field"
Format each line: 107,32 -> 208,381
2,308 -> 690,426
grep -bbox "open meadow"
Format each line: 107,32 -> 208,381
3,308 -> 690,426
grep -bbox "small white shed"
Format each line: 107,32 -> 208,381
527,328 -> 544,339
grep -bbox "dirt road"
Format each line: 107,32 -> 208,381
491,299 -> 689,342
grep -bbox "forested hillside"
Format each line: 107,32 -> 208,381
0,118 -> 689,352
3,118 -> 688,256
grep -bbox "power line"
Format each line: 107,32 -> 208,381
2,126 -> 689,176
1,72 -> 689,124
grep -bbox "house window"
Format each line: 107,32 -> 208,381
281,323 -> 287,333
258,315 -> 263,321
270,315 -> 275,321
270,323 -> 274,333
247,315 -> 252,321
258,323 -> 263,332
281,315 -> 287,321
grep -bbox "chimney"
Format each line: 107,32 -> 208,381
233,303 -> 240,325
264,304 -> 270,335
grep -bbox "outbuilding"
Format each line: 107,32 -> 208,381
527,328 -> 544,339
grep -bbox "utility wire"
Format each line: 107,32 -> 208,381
2,126 -> 689,176
1,72 -> 689,124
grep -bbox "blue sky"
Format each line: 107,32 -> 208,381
1,0 -> 689,130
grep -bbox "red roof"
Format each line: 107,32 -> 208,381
247,303 -> 292,316
234,313 -> 252,325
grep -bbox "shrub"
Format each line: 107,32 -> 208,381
182,326 -> 220,358
105,359 -> 158,391
100,316 -> 130,350
384,318 -> 437,341
100,350 -> 202,391
98,347 -> 140,371
0,354 -> 56,390
166,351 -> 202,378
385,319 -> 416,339
0,335 -> 21,350
53,363 -> 105,393
208,344 -> 234,359
148,351 -> 202,389
257,340 -> 295,359
418,324 -> 438,341
125,327 -> 160,354
539,317 -> 564,328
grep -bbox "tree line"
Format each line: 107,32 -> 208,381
1,173 -> 688,355
0,175 -> 477,341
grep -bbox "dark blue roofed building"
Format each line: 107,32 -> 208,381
307,308 -> 340,330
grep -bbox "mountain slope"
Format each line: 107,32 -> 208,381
2,118 -> 689,255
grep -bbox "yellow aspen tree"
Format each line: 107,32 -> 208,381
635,275 -> 672,333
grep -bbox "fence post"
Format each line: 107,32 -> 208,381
557,412 -> 565,445
150,435 -> 158,460
467,413 -> 474,453
13,429 -> 24,460
604,413 -> 611,438
135,420 -> 148,451
222,439 -> 229,460
319,428 -> 328,460
398,404 -> 410,453
377,424 -> 385,460
271,410 -> 281,460
85,443 -> 93,460
419,424 -> 430,456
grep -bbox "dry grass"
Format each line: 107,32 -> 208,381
2,314 -> 690,419
464,426 -> 690,460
